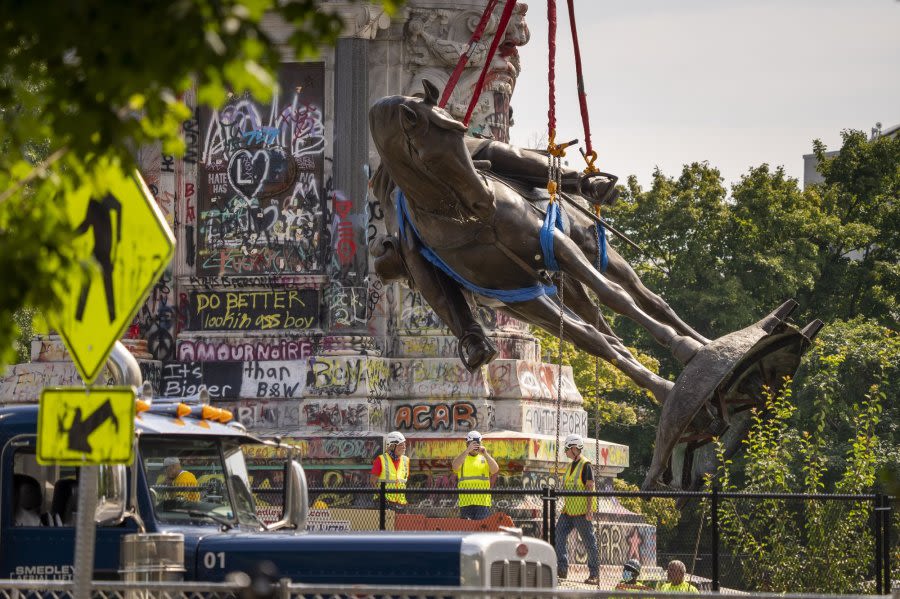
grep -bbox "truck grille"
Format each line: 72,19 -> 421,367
490,560 -> 553,588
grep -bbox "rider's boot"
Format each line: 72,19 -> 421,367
457,324 -> 498,372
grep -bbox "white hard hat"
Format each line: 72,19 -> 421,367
386,431 -> 406,445
163,457 -> 180,467
466,430 -> 483,443
563,434 -> 584,449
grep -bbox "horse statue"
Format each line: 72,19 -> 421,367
369,81 -> 822,491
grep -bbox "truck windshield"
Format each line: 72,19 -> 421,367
140,437 -> 262,529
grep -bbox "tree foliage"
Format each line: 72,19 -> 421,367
0,0 -> 400,367
713,383 -> 882,593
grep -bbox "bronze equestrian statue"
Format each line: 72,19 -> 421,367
369,81 -> 822,491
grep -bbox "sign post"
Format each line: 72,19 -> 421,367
40,167 -> 175,599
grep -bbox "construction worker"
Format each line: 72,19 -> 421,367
555,434 -> 599,585
162,457 -> 200,502
659,560 -> 699,593
369,431 -> 410,511
615,559 -> 651,591
451,430 -> 499,520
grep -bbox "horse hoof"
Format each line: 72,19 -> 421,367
670,335 -> 703,364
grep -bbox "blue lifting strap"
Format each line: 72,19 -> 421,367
396,190 -> 557,303
596,221 -> 608,272
540,200 -> 565,271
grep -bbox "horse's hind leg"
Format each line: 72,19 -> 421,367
572,224 -> 710,345
556,277 -> 647,366
603,246 -> 711,345
502,295 -> 674,403
549,229 -> 703,363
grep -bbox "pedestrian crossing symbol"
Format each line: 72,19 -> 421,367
52,168 -> 175,385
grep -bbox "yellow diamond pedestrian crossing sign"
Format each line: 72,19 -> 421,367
37,387 -> 136,465
52,167 -> 174,385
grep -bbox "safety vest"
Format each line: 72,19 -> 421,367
659,582 -> 699,593
156,470 -> 200,502
615,582 -> 652,592
375,453 -> 409,505
456,453 -> 491,507
562,455 -> 597,516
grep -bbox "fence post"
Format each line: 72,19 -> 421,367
541,485 -> 550,543
875,493 -> 884,595
549,486 -> 557,549
379,482 -> 387,531
882,493 -> 891,594
711,485 -> 720,592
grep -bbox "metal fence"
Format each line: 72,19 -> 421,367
0,579 -> 895,599
253,485 -> 897,594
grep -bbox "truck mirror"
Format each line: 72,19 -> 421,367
268,460 -> 307,531
95,464 -> 127,525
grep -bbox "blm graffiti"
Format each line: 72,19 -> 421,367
198,63 -> 326,275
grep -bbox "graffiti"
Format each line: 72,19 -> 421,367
303,401 -> 368,431
177,338 -> 315,362
305,357 -> 388,398
197,63 -> 326,275
183,289 -> 320,331
399,289 -> 446,332
160,360 -> 306,399
365,164 -> 384,244
523,406 -> 587,436
183,107 -> 200,164
221,400 -> 301,429
0,363 -> 113,403
241,361 -> 304,398
139,361 -> 162,396
330,191 -> 357,266
295,437 -> 382,460
188,275 -> 321,288
325,284 -> 367,330
160,362 -> 241,398
393,401 -> 477,432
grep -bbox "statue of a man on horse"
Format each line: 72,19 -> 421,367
368,81 -> 821,491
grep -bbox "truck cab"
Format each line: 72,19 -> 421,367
0,402 -> 556,587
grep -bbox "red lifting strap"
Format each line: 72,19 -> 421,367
567,0 -> 593,159
547,0 -> 557,137
439,0 -> 500,109
463,0 -> 518,126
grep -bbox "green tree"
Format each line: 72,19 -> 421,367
805,130 -> 900,325
713,384 -> 882,593
0,0 -> 400,368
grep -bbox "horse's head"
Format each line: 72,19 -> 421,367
369,80 -> 493,220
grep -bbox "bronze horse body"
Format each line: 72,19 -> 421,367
369,87 -> 705,404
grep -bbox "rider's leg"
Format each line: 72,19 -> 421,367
399,222 -> 497,371
500,295 -> 673,403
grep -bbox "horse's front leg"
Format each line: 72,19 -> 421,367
500,296 -> 674,404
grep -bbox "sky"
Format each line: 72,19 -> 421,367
507,0 -> 899,190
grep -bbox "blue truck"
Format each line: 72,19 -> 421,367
0,347 -> 556,588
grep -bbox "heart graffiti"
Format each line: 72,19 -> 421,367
227,146 -> 297,200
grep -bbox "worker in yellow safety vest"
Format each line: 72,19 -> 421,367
615,559 -> 652,591
369,431 -> 410,510
160,456 -> 201,502
659,560 -> 699,593
556,434 -> 600,585
451,430 -> 499,520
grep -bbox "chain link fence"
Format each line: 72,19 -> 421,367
251,485 -> 895,594
0,579 -> 895,599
